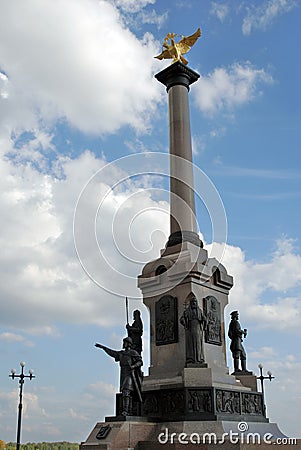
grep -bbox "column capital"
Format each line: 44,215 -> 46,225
155,61 -> 200,92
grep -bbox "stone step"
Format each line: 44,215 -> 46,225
137,439 -> 301,450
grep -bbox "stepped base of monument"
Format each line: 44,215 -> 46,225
80,419 -> 296,450
111,385 -> 267,424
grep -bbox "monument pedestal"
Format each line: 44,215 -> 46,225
81,419 -> 292,450
140,367 -> 266,423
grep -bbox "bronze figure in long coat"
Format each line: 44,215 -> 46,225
180,297 -> 206,365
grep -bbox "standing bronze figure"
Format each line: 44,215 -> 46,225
180,296 -> 206,365
228,311 -> 248,373
95,337 -> 143,416
126,309 -> 143,355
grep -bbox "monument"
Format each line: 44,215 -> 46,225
80,29 -> 291,449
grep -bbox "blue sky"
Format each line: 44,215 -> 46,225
0,0 -> 300,442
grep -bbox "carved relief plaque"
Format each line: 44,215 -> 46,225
188,389 -> 213,413
155,295 -> 178,345
142,394 -> 159,415
241,393 -> 263,415
203,295 -> 222,345
216,389 -> 240,414
162,391 -> 184,414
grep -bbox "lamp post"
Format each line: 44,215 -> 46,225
257,363 -> 275,415
9,361 -> 35,450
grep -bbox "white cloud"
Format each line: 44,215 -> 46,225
0,385 -> 83,440
1,128 -> 300,337
86,379 -> 117,397
193,62 -> 273,116
247,350 -> 301,437
191,127 -> 227,154
242,0 -> 297,35
0,332 -> 34,346
110,0 -> 155,14
0,332 -> 25,343
192,135 -> 205,156
0,71 -> 9,98
109,0 -> 168,30
68,408 -> 88,421
0,0 -> 161,135
210,2 -> 229,22
211,238 -> 301,333
0,391 -> 19,417
248,346 -> 277,359
139,9 -> 168,28
0,134 -> 170,334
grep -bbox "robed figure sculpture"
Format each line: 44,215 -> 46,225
126,309 -> 143,355
95,336 -> 143,416
180,296 -> 206,365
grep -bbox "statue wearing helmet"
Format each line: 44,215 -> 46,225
95,336 -> 143,416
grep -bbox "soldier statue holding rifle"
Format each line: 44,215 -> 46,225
95,337 -> 143,416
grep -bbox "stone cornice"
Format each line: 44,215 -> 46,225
155,61 -> 200,91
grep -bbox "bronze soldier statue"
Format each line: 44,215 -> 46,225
228,310 -> 249,373
180,296 -> 206,365
95,336 -> 142,416
126,309 -> 143,355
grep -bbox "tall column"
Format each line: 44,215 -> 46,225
155,61 -> 203,248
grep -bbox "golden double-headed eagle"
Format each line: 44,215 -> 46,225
155,27 -> 201,65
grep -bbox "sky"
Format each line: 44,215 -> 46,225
0,0 -> 300,443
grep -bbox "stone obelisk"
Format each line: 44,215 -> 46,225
139,60 -> 239,389
155,62 -> 203,249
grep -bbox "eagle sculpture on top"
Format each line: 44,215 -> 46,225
155,27 -> 201,66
